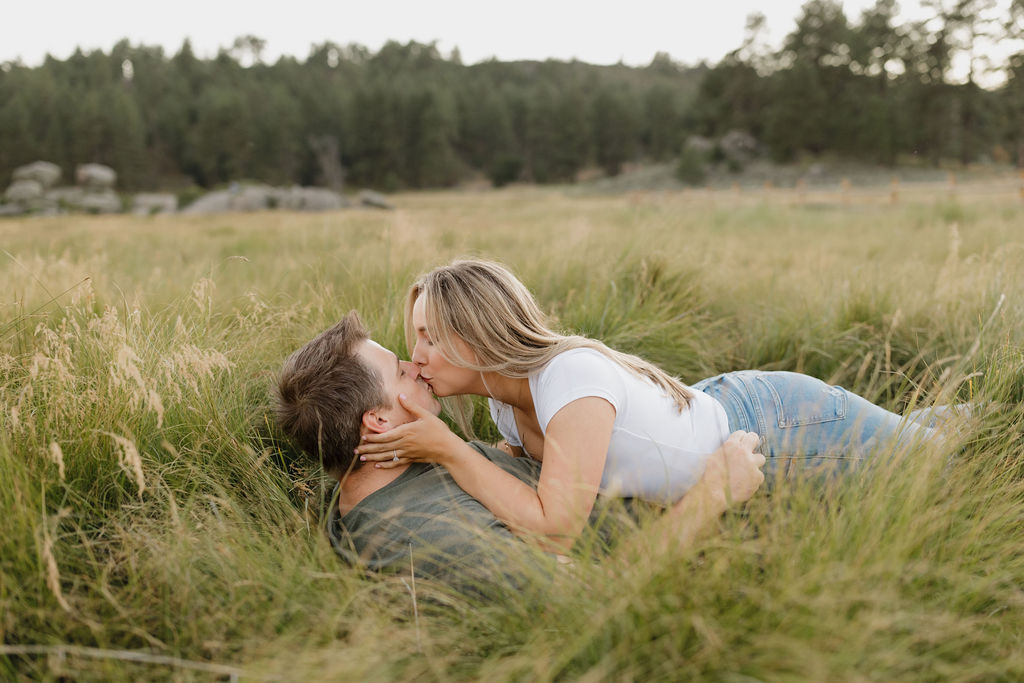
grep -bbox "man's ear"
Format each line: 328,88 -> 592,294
361,409 -> 390,434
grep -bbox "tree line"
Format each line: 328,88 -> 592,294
1,0 -> 1022,193
694,0 -> 1024,169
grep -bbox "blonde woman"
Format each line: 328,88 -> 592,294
355,260 -> 943,551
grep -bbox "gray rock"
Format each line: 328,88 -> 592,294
45,187 -> 85,206
358,190 -> 394,210
132,192 -> 178,215
278,186 -> 349,211
181,185 -> 273,214
75,163 -> 117,190
184,184 -> 350,214
76,190 -> 122,214
683,135 -> 715,155
718,130 -> 759,163
181,190 -> 234,214
0,203 -> 27,217
13,161 -> 62,189
4,179 -> 43,203
236,184 -> 276,211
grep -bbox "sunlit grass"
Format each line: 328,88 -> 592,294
1,184 -> 1022,680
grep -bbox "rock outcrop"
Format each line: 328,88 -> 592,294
182,184 -> 350,214
2,161 -> 385,217
4,179 -> 44,204
358,190 -> 395,210
13,161 -> 61,189
75,164 -> 117,190
132,193 -> 178,215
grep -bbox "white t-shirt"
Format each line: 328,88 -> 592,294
488,348 -> 731,504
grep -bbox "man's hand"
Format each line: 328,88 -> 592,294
355,394 -> 464,469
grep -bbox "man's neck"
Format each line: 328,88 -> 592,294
338,461 -> 410,517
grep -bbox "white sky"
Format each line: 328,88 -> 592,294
2,0 -> 938,69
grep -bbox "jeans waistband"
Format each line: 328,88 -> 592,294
693,371 -> 762,435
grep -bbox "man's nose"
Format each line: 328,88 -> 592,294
401,360 -> 420,378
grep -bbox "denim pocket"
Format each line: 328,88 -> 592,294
755,372 -> 848,428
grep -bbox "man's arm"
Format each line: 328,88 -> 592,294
630,431 -> 765,556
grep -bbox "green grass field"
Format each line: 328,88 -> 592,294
1,184 -> 1022,680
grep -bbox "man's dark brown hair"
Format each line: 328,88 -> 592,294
273,312 -> 389,478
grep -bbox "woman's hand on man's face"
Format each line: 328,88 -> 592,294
355,394 -> 464,468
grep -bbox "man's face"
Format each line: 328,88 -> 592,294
356,339 -> 441,428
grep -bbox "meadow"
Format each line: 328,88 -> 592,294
1,183 -> 1022,680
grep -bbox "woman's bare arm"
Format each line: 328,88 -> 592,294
357,394 -> 614,553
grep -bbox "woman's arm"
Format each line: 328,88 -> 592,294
357,394 -> 614,553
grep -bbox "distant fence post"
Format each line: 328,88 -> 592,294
841,177 -> 851,205
796,178 -> 807,204
1019,170 -> 1024,200
948,171 -> 957,195
890,176 -> 900,205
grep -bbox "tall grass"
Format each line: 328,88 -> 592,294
1,186 -> 1022,680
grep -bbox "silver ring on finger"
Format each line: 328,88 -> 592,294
392,450 -> 399,462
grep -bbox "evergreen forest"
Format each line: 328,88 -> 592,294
1,0 -> 1023,192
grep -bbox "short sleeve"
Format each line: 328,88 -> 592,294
488,398 -> 522,447
533,349 -> 625,432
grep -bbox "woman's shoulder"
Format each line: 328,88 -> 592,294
532,346 -> 627,423
539,346 -> 616,377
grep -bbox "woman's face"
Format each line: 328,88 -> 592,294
410,294 -> 480,397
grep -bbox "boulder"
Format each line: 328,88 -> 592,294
4,179 -> 44,203
13,161 -> 62,189
184,184 -> 350,214
45,187 -> 85,206
181,185 -> 272,214
683,135 -> 715,155
232,184 -> 276,212
718,130 -> 759,164
75,163 -> 117,190
132,192 -> 178,215
358,190 -> 394,210
0,203 -> 27,217
181,190 -> 234,214
76,190 -> 122,214
277,186 -> 349,211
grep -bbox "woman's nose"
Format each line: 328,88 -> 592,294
411,341 -> 426,366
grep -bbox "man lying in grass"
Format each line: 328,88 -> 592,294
273,312 -> 764,591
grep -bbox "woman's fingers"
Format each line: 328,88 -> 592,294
356,433 -> 406,460
360,427 -> 405,445
356,441 -> 401,457
372,457 -> 404,469
360,450 -> 396,462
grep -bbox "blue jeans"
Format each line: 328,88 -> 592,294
693,371 -> 938,476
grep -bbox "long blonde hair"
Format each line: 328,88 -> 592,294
404,259 -> 692,436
